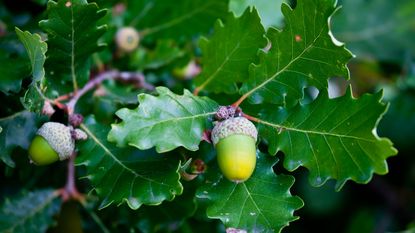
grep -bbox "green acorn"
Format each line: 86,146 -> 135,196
28,122 -> 75,165
115,27 -> 140,52
211,117 -> 258,183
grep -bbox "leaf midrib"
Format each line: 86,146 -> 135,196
243,23 -> 326,101
259,119 -> 376,142
138,111 -> 216,130
144,1 -> 214,36
80,124 -> 174,187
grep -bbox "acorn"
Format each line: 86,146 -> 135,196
211,117 -> 258,183
115,27 -> 140,52
28,122 -> 75,165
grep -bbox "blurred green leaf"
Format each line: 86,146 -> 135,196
229,0 -> 287,28
240,0 -> 352,106
108,87 -> 218,153
0,189 -> 61,233
194,7 -> 267,94
133,40 -> 184,70
197,154 -> 303,232
345,209 -> 376,233
39,0 -> 106,94
0,49 -> 30,95
0,111 -> 39,167
259,88 -> 397,189
77,116 -> 183,209
333,0 -> 415,61
379,90 -> 415,152
135,185 -> 197,233
126,0 -> 229,41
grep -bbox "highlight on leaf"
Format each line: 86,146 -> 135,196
108,86 -> 218,153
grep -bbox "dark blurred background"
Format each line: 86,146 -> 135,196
1,0 -> 414,232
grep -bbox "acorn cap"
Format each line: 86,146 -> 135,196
36,122 -> 75,161
211,117 -> 258,147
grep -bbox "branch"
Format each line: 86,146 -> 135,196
66,70 -> 154,115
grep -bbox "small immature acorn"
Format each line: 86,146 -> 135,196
115,27 -> 140,52
211,117 -> 258,183
28,122 -> 75,165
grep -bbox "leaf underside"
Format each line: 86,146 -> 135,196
77,116 -> 183,210
259,88 -> 397,189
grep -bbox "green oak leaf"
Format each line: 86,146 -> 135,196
16,27 -> 49,113
240,0 -> 353,106
76,116 -> 183,209
194,7 -> 267,94
258,88 -> 398,189
108,86 -> 218,153
126,0 -> 229,40
15,28 -> 47,82
39,0 -> 106,93
135,184 -> 197,232
0,111 -> 39,167
197,153 -> 303,233
333,0 -> 415,61
0,189 -> 61,233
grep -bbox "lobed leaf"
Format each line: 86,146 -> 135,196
0,189 -> 61,233
240,0 -> 353,106
108,87 -> 218,153
0,111 -> 39,167
194,7 -> 267,94
15,28 -> 47,82
76,116 -> 183,209
39,0 -> 107,93
197,154 -> 303,233
16,28 -> 49,113
126,0 -> 229,40
259,88 -> 398,189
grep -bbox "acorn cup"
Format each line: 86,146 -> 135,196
28,122 -> 78,165
211,117 -> 258,183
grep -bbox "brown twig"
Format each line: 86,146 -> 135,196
66,70 -> 154,115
